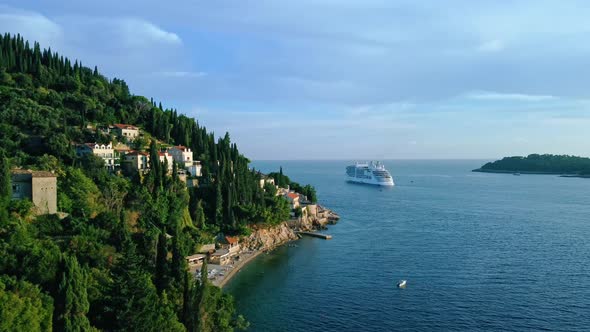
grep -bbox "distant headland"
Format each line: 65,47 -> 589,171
473,154 -> 590,177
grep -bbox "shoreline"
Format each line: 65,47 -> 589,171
472,168 -> 582,175
210,205 -> 339,289
213,237 -> 299,289
215,248 -> 265,288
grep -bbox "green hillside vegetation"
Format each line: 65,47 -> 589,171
268,167 -> 317,203
0,33 -> 313,331
475,154 -> 590,175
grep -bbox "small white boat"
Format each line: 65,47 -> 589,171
397,280 -> 407,288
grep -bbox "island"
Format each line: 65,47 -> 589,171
473,154 -> 590,177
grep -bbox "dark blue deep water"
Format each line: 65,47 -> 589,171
225,160 -> 590,331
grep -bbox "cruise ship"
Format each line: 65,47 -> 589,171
345,161 -> 395,186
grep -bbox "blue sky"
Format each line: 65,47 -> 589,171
2,1 -> 590,159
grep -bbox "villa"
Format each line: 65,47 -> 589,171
259,174 -> 276,189
110,124 -> 140,141
285,192 -> 300,209
124,151 -> 149,173
76,142 -> 117,171
168,145 -> 194,167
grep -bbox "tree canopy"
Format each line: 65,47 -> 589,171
0,32 -> 294,331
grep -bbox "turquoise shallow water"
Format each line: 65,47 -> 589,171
226,160 -> 590,331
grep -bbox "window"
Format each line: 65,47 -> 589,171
12,184 -> 20,193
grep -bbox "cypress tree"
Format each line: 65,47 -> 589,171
0,149 -> 10,202
55,255 -> 92,332
154,229 -> 169,293
194,200 -> 206,229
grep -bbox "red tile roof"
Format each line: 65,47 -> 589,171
287,193 -> 299,199
112,123 -> 138,130
225,236 -> 239,244
173,145 -> 189,151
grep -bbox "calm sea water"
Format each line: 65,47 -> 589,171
226,160 -> 590,331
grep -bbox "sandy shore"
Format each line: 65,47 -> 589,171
213,249 -> 266,288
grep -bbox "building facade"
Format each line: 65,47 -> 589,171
111,124 -> 140,141
158,151 -> 174,171
11,170 -> 57,214
219,236 -> 240,256
168,145 -> 193,167
124,151 -> 149,173
76,142 -> 117,170
285,192 -> 300,209
186,161 -> 202,177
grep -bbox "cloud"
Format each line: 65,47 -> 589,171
115,18 -> 181,46
465,91 -> 557,102
0,6 -> 63,47
477,39 -> 505,53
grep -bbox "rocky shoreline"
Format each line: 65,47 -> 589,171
213,204 -> 339,288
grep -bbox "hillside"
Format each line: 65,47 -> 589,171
0,33 -> 314,331
473,154 -> 590,175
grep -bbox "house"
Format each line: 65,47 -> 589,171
111,124 -> 140,141
186,161 -> 202,177
186,254 -> 207,268
209,249 -> 231,265
76,142 -> 116,171
285,192 -> 300,209
219,236 -> 240,255
11,170 -> 57,214
168,145 -> 193,167
158,151 -> 174,171
198,243 -> 216,254
259,174 -> 276,189
123,151 -> 149,173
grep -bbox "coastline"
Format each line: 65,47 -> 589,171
472,168 -> 580,175
214,248 -> 266,288
204,204 -> 339,289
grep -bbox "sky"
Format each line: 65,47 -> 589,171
2,0 -> 590,160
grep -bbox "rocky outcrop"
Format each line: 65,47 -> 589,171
290,204 -> 340,231
240,222 -> 298,252
240,205 -> 340,251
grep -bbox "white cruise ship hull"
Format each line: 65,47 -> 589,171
346,176 -> 394,186
346,161 -> 395,186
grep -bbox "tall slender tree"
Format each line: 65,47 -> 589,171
55,255 -> 92,332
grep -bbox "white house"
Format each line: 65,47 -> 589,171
186,161 -> 202,177
111,124 -> 140,141
124,151 -> 149,172
285,192 -> 300,209
76,142 -> 116,170
168,145 -> 193,167
158,151 -> 174,171
259,175 -> 276,189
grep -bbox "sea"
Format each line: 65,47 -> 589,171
225,160 -> 590,331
